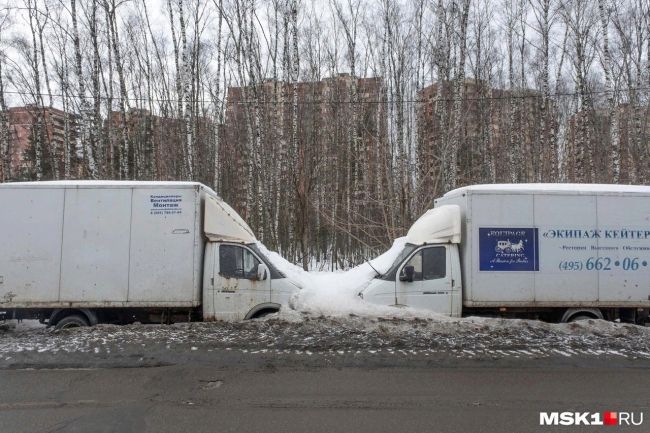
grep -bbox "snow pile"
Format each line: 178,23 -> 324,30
258,238 -> 451,318
0,320 -> 43,331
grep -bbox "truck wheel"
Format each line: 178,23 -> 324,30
54,314 -> 90,330
569,315 -> 593,322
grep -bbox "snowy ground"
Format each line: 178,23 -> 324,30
1,314 -> 649,369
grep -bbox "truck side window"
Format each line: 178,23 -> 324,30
422,247 -> 446,280
219,245 -> 244,278
219,245 -> 261,279
402,251 -> 424,281
242,249 -> 261,279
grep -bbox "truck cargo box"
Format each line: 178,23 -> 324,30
435,185 -> 650,308
0,181 -> 209,308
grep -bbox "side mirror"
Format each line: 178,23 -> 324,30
399,265 -> 415,282
257,263 -> 269,281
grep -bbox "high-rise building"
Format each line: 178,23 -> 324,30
565,104 -> 650,183
1,105 -> 78,180
107,108 -> 219,183
221,74 -> 388,258
416,80 -> 552,198
222,73 -> 387,210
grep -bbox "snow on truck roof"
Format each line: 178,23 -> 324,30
442,183 -> 650,198
406,205 -> 461,245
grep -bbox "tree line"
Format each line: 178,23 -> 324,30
0,0 -> 648,269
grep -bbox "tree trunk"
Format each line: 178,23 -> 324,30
0,50 -> 8,182
178,0 -> 194,179
212,0 -> 224,188
598,0 -> 620,183
71,0 -> 97,178
27,0 -> 44,180
108,0 -> 131,179
447,0 -> 471,191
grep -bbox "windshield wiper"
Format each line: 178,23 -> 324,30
366,260 -> 382,278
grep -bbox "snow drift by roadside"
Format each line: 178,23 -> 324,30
257,238 -> 453,319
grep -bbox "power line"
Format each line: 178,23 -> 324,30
2,85 -> 649,106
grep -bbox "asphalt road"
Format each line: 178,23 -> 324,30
1,355 -> 649,433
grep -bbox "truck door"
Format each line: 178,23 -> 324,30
212,244 -> 271,321
396,246 -> 452,315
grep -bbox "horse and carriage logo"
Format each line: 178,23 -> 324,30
479,227 -> 539,271
495,239 -> 525,253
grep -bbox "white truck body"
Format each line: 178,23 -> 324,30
360,184 -> 650,322
0,181 -> 298,326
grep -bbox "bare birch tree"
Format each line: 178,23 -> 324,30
70,0 -> 97,178
447,0 -> 471,191
598,0 -> 620,182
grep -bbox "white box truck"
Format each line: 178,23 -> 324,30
0,181 -> 299,328
360,184 -> 650,323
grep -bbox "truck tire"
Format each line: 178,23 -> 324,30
561,308 -> 603,323
54,314 -> 90,330
568,315 -> 593,322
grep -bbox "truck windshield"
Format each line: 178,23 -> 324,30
379,244 -> 418,281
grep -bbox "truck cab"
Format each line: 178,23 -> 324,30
202,241 -> 299,321
201,192 -> 299,321
359,206 -> 463,317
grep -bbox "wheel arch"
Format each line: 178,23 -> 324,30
244,302 -> 281,320
560,307 -> 603,323
49,308 -> 99,327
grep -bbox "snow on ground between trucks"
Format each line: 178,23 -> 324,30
257,237 -> 454,319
